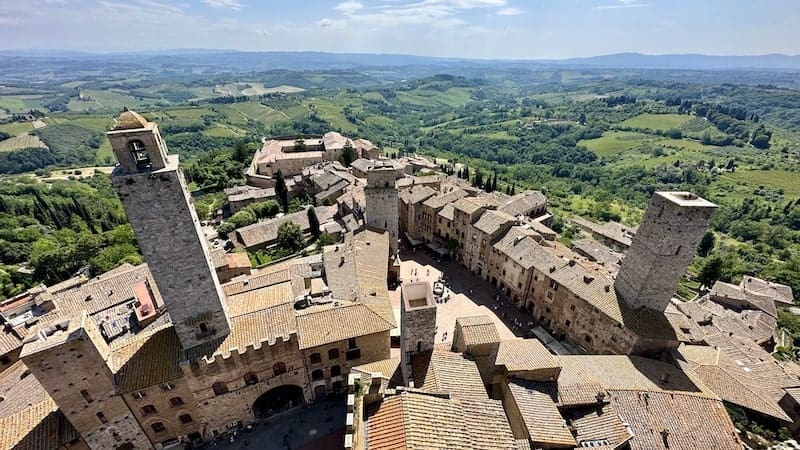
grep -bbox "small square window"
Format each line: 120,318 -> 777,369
161,383 -> 175,391
309,353 -> 322,364
151,422 -> 166,433
133,391 -> 146,400
179,414 -> 193,425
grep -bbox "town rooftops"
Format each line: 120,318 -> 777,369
472,209 -> 516,235
398,185 -> 437,205
110,323 -> 183,393
366,388 -> 515,450
498,190 -> 547,217
411,350 -> 488,401
422,188 -> 467,210
491,339 -> 561,381
455,315 -> 501,348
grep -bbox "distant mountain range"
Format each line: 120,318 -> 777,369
2,49 -> 799,71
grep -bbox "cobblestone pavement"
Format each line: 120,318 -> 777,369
199,395 -> 346,450
399,249 -> 538,341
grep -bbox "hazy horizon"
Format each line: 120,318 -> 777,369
1,0 -> 799,59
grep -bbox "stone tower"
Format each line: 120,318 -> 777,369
364,164 -> 399,255
20,313 -> 151,450
615,191 -> 717,312
400,282 -> 436,384
107,109 -> 230,351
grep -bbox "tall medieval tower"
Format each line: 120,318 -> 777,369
615,191 -> 717,312
107,109 -> 230,351
20,313 -> 151,450
400,282 -> 437,385
364,164 -> 399,255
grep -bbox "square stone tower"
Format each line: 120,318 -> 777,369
107,109 -> 230,351
400,282 -> 436,384
615,191 -> 717,312
20,313 -> 151,450
365,165 -> 399,256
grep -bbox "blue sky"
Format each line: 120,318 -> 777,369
0,0 -> 798,58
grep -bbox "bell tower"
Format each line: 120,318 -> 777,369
107,109 -> 230,352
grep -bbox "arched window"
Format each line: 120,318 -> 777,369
179,413 -> 193,424
328,348 -> 339,360
243,372 -> 258,386
212,382 -> 228,396
273,362 -> 286,376
151,422 -> 166,433
128,140 -> 150,169
141,404 -> 157,416
331,365 -> 341,377
309,353 -> 322,364
169,397 -> 184,407
312,369 -> 324,381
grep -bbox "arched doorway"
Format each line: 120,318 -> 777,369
252,385 -> 304,419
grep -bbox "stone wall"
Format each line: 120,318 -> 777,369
113,162 -> 231,350
122,378 -> 201,448
181,337 -> 308,434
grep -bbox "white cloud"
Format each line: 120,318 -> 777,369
334,1 -> 364,12
496,7 -> 524,15
593,1 -> 649,10
202,0 -> 242,11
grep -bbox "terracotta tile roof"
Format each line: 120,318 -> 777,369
455,316 -> 500,347
608,390 -> 741,450
235,209 -> 310,248
366,389 -> 515,450
570,217 -> 635,247
0,361 -> 49,417
353,358 -> 402,387
741,275 -> 794,305
55,263 -> 162,317
491,339 -> 560,377
564,403 -> 631,448
0,361 -> 81,450
366,393 -> 406,449
508,379 -> 576,447
398,185 -> 437,205
296,303 -> 392,350
472,209 -> 516,235
458,397 -> 516,449
494,227 -> 560,270
222,266 -> 291,296
498,190 -> 547,217
111,324 -> 183,393
225,281 -> 294,317
186,303 -> 297,360
437,203 -> 455,221
422,188 -> 467,210
0,328 -> 22,356
323,230 -> 396,327
410,351 -> 487,401
561,355 -> 712,397
675,341 -> 799,421
452,197 -> 489,216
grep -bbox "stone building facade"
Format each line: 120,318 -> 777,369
17,111 -> 396,450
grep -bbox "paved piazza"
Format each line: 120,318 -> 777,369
393,249 -> 534,346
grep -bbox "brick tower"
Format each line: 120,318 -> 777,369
107,109 -> 230,351
615,191 -> 717,312
20,313 -> 151,450
364,164 -> 399,255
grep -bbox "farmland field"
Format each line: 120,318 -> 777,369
0,121 -> 35,136
0,134 -> 48,151
618,113 -> 692,131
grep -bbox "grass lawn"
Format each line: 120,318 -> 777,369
578,130 -> 656,157
618,113 -> 692,131
719,169 -> 800,198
